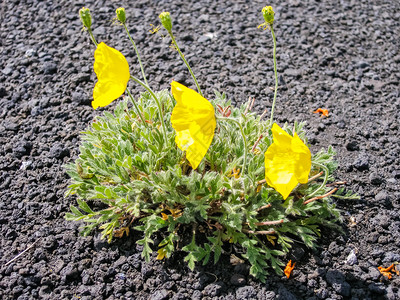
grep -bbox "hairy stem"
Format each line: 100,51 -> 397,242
169,33 -> 203,97
254,219 -> 284,226
217,117 -> 248,175
126,88 -> 148,128
306,162 -> 330,199
130,76 -> 167,143
88,29 -> 98,47
303,188 -> 338,205
123,24 -> 148,86
269,25 -> 278,127
243,229 -> 275,235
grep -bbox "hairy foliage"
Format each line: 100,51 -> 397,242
65,90 -> 349,282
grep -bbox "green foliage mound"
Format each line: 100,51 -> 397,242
65,90 -> 348,282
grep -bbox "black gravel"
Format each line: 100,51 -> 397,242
1,0 -> 400,299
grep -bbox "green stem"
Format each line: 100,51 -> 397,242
306,162 -> 329,199
252,233 -> 273,255
269,25 -> 278,127
123,23 -> 148,86
130,75 -> 167,143
217,117 -> 247,175
126,88 -> 148,128
169,32 -> 203,97
88,29 -> 98,47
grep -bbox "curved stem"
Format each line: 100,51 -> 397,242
169,32 -> 203,97
123,23 -> 148,86
88,29 -> 98,47
126,88 -> 148,128
269,25 -> 278,127
306,162 -> 329,199
130,75 -> 167,143
217,117 -> 248,175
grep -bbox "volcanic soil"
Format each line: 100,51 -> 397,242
0,0 -> 399,299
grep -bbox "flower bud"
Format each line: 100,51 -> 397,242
159,12 -> 172,33
116,7 -> 126,24
79,7 -> 92,30
262,6 -> 274,26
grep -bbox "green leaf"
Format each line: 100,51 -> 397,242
77,199 -> 94,214
70,205 -> 83,217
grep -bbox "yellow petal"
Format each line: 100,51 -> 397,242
92,42 -> 130,109
264,123 -> 311,199
292,133 -> 312,184
271,123 -> 292,148
171,81 -> 213,111
171,81 -> 216,169
175,129 -> 194,151
186,122 -> 212,169
93,80 -> 127,109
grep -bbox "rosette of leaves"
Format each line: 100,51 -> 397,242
65,90 -> 351,282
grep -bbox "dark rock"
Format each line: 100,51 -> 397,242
2,67 -> 13,76
60,263 -> 79,281
284,68 -> 301,78
38,285 -> 51,298
261,291 -> 276,300
203,282 -> 225,297
368,283 -> 386,295
93,26 -> 106,36
150,289 -> 169,300
345,250 -> 358,266
375,191 -> 389,205
192,290 -> 202,300
0,86 -> 6,97
71,91 -> 90,105
236,286 -> 256,299
234,263 -> 250,275
328,241 -> 340,255
279,75 -> 287,86
43,62 -> 57,74
72,73 -> 91,84
292,246 -> 306,261
276,286 -> 298,300
49,143 -> 70,159
198,35 -> 211,43
369,172 -> 383,185
31,106 -> 44,116
356,61 -> 370,69
382,252 -> 400,263
354,154 -> 369,171
231,75 -> 241,83
114,256 -> 127,268
346,140 -> 359,151
315,288 -> 329,299
386,286 -> 396,300
230,274 -> 246,286
13,141 -> 32,158
182,34 -> 195,41
4,121 -> 19,131
367,267 -> 381,280
141,264 -> 153,278
325,270 -> 351,297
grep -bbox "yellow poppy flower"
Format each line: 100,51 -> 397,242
92,42 -> 130,109
264,123 -> 311,199
170,81 -> 216,169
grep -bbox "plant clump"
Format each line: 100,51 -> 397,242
66,5 -> 357,282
